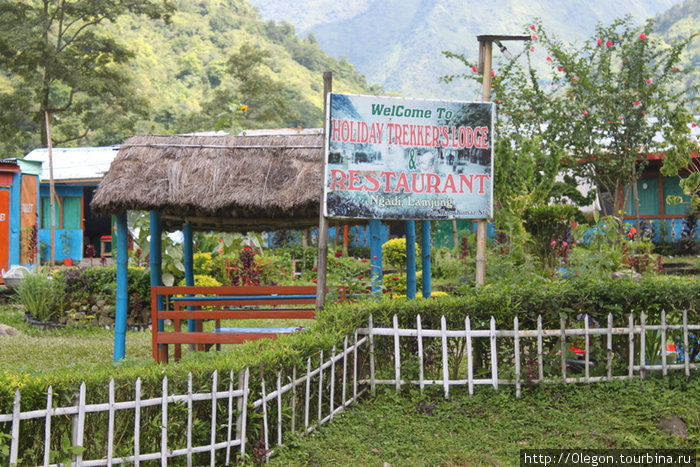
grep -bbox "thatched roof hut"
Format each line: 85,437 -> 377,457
90,133 -> 325,232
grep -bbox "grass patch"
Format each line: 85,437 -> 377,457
270,377 -> 699,466
0,303 -> 315,376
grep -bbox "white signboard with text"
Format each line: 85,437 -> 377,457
324,93 -> 494,220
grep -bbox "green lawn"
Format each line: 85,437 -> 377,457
269,378 -> 699,466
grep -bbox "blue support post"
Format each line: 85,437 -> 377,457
183,222 -> 196,332
149,212 -> 164,338
422,220 -> 432,298
369,220 -> 383,294
113,212 -> 128,361
406,220 -> 416,299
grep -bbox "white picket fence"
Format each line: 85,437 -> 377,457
1,312 -> 697,466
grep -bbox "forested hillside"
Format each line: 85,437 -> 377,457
0,0 -> 381,156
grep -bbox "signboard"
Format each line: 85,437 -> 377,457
324,93 -> 494,220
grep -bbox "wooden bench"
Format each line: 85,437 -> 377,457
150,285 -> 317,363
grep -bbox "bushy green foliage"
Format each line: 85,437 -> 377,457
16,270 -> 66,322
523,204 -> 579,269
382,238 -> 420,270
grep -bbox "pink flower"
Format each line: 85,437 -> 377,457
333,262 -> 340,266
634,100 -> 641,106
546,56 -> 552,61
357,276 -> 364,280
583,110 -> 589,116
496,100 -> 503,104
672,66 -> 678,71
312,279 -> 318,283
530,47 -> 535,52
550,240 -> 557,247
531,34 -> 538,40
491,70 -> 495,76
572,76 -> 579,81
562,241 -> 568,248
361,259 -> 368,262
530,24 -> 537,31
335,251 -> 343,257
646,79 -> 652,84
471,66 -> 478,73
619,115 -> 625,120
596,38 -> 603,46
606,40 -> 614,48
391,277 -> 400,281
638,33 -> 647,40
692,122 -> 697,128
372,256 -> 378,259
557,66 -> 564,72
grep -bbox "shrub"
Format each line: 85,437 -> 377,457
523,204 -> 579,269
382,238 -> 421,270
16,270 -> 66,322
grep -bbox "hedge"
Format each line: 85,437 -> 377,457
1,275 -> 697,463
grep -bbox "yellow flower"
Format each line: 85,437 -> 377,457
240,105 -> 248,112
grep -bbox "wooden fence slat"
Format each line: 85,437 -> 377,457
683,310 -> 690,378
238,368 -> 249,461
369,314 -> 376,395
628,314 -> 635,378
187,373 -> 193,467
394,315 -> 401,392
108,379 -> 116,465
161,377 -> 168,467
10,390 -> 20,465
584,315 -> 590,382
276,371 -> 283,447
134,378 -> 142,467
290,366 -> 298,435
330,346 -> 336,421
225,371 -> 234,466
317,351 -> 324,425
43,386 -> 53,466
417,315 -> 425,393
465,317 -> 474,396
640,312 -> 647,380
560,315 -> 567,383
490,317 -> 498,390
514,317 -> 521,398
304,358 -> 311,430
661,310 -> 668,377
537,315 -> 544,382
342,336 -> 348,409
353,330 -> 359,404
607,314 -> 613,381
210,370 -> 218,467
441,316 -> 449,399
75,382 -> 87,465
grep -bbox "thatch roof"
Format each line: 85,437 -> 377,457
90,134 -> 325,232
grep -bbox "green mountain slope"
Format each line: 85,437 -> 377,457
105,0 -> 382,137
0,0 -> 381,153
250,0 -> 693,100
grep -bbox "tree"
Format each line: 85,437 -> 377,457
444,16 -> 699,221
202,44 -> 298,131
0,0 -> 175,155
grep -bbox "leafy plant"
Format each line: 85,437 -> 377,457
16,270 -> 66,322
382,238 -> 421,270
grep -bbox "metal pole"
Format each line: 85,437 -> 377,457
316,72 -> 333,310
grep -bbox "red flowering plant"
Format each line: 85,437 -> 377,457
442,15 -> 699,245
321,250 -> 373,302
